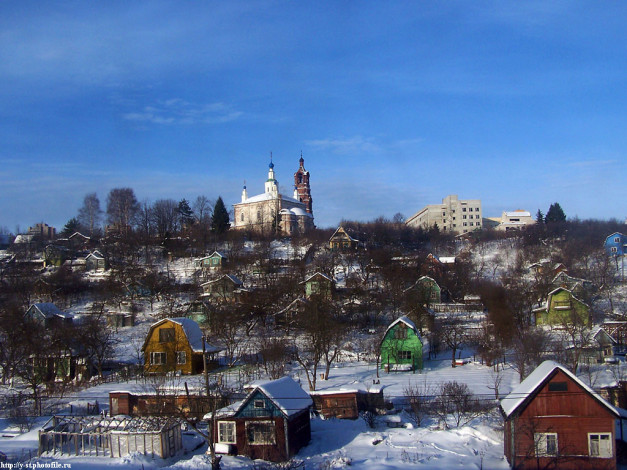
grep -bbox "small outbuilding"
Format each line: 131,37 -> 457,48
501,360 -> 622,470
210,376 -> 312,462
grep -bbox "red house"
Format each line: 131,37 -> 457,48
501,360 -> 623,470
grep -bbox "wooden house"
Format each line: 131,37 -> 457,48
195,251 -> 227,270
185,298 -> 212,324
110,391 -> 229,421
25,303 -> 73,328
211,376 -> 312,462
579,327 -> 617,364
142,318 -> 221,375
533,287 -> 590,327
329,226 -> 359,250
501,360 -> 622,470
85,250 -> 107,271
403,275 -> 441,306
301,272 -> 334,300
201,274 -> 245,302
380,316 -> 424,372
551,271 -> 594,297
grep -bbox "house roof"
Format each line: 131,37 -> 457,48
383,316 -> 420,338
85,250 -> 104,260
329,226 -> 358,242
532,287 -> 589,313
301,272 -> 333,284
144,317 -> 221,354
201,274 -> 243,287
28,303 -> 73,320
500,360 -> 620,419
210,376 -> 312,419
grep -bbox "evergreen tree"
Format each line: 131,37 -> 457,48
178,199 -> 195,228
535,209 -> 544,224
61,217 -> 81,237
545,202 -> 566,223
211,196 -> 230,234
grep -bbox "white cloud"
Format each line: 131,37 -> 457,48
122,99 -> 243,126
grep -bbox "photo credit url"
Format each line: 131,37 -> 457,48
0,464 -> 71,469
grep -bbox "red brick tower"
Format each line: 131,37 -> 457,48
293,153 -> 313,214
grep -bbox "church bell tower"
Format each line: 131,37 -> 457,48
293,153 -> 313,214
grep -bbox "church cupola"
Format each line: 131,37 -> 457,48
241,182 -> 248,202
265,153 -> 278,195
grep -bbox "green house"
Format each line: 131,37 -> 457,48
195,251 -> 227,269
301,272 -> 334,300
533,287 -> 590,327
404,275 -> 441,306
380,316 -> 424,372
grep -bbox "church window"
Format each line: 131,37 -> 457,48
298,175 -> 302,183
241,213 -> 244,222
257,210 -> 261,222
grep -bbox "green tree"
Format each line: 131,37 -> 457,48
61,217 -> 81,237
211,196 -> 230,234
545,202 -> 566,223
535,209 -> 544,224
178,199 -> 195,229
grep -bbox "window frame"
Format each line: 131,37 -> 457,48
159,328 -> 175,343
217,421 -> 236,444
246,420 -> 276,445
398,350 -> 412,360
150,352 -> 167,365
176,351 -> 187,365
535,432 -> 558,457
588,432 -> 612,458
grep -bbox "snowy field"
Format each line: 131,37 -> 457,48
0,360 -> 519,469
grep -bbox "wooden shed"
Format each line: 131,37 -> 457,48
501,360 -> 623,470
309,387 -> 384,419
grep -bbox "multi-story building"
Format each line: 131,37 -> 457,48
405,195 -> 482,234
28,222 -> 56,240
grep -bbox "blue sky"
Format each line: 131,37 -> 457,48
1,1 -> 626,232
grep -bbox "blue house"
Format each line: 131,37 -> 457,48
605,232 -> 626,257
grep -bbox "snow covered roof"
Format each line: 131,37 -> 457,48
438,256 -> 456,264
235,192 -> 304,206
301,272 -> 333,284
213,376 -> 312,419
201,274 -> 243,287
504,211 -> 531,218
384,316 -> 420,338
29,303 -> 73,320
85,250 -> 104,260
500,360 -> 620,419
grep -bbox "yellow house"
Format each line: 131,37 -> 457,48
142,318 -> 221,375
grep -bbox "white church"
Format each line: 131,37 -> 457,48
232,155 -> 314,236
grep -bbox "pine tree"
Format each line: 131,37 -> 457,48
535,209 -> 544,224
211,196 -> 230,234
61,217 -> 81,237
178,199 -> 195,228
545,202 -> 566,223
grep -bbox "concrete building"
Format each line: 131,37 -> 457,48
405,195 -> 482,234
488,210 -> 535,231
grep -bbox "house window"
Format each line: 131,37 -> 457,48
394,324 -> 408,339
176,351 -> 186,365
246,421 -> 276,445
611,247 -> 618,253
462,208 -> 466,212
463,215 -> 467,219
159,328 -> 175,343
150,352 -> 166,365
398,350 -> 412,360
589,433 -> 612,458
614,237 -> 620,243
548,382 -> 567,392
469,208 -> 473,212
535,433 -> 558,456
254,399 -> 265,409
218,421 -> 236,444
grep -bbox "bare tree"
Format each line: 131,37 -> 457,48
106,187 -> 140,232
403,378 -> 434,426
152,198 -> 180,240
77,192 -> 103,236
437,313 -> 467,367
77,314 -> 119,379
432,381 -> 488,428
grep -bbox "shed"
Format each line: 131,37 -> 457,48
380,316 -> 424,372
